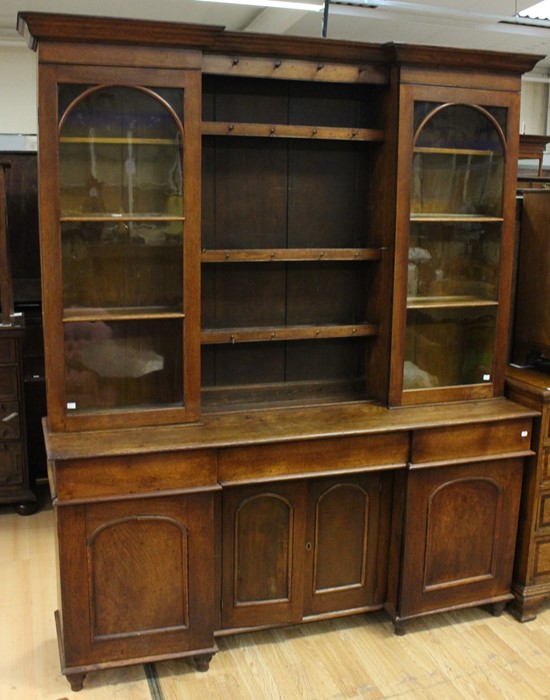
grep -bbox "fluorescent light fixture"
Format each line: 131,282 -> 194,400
195,0 -> 323,10
519,1 -> 550,20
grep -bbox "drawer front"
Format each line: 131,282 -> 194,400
538,492 -> 550,531
0,442 -> 23,485
543,451 -> 550,485
411,419 -> 532,466
544,404 -> 550,442
0,366 -> 19,400
218,433 -> 409,483
0,338 -> 16,364
533,537 -> 550,581
0,402 -> 20,439
55,449 -> 218,501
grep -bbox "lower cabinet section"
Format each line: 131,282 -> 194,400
394,459 -> 524,633
47,403 -> 535,690
221,472 -> 398,630
55,492 -> 218,692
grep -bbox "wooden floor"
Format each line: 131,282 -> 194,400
2,485 -> 549,700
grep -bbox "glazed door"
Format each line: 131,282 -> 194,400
391,84 -> 519,406
38,65 -> 201,431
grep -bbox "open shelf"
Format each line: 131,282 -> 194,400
59,136 -> 179,145
407,296 -> 498,310
201,323 -> 377,345
60,214 -> 185,223
201,377 -> 370,412
413,146 -> 497,157
63,306 -> 184,322
202,121 -> 384,142
201,248 -> 381,262
410,214 -> 503,223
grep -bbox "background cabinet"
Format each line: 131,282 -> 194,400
512,189 -> 550,365
0,324 -> 36,512
0,160 -> 36,512
506,366 -> 550,620
0,152 -> 46,486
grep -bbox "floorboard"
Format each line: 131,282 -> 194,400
1,486 -> 549,699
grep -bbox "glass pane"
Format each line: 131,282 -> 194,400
58,85 -> 184,313
58,86 -> 183,217
65,318 -> 183,411
407,222 -> 500,301
61,223 -> 183,312
405,307 -> 496,390
411,152 -> 503,217
58,84 -> 187,415
405,102 -> 504,393
412,104 -> 504,217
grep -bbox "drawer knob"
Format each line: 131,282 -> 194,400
2,412 -> 18,422
521,430 -> 529,438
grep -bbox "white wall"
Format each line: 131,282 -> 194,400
520,78 -> 549,135
0,44 -> 549,149
0,43 -> 37,137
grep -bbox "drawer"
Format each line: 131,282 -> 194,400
538,492 -> 550,531
218,432 -> 409,483
0,402 -> 20,439
411,418 -> 533,466
0,366 -> 19,400
54,449 -> 218,501
533,537 -> 550,580
0,442 -> 23,485
543,451 -> 550,485
0,338 -> 16,364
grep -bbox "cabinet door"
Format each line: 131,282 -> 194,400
38,65 -> 201,431
56,492 -> 216,669
221,480 -> 308,629
304,473 -> 393,617
391,85 -> 519,406
222,472 -> 397,629
398,459 -> 523,621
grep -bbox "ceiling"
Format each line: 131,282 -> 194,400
3,0 -> 550,70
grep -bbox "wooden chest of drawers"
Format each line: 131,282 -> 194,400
0,323 -> 36,513
506,365 -> 550,620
